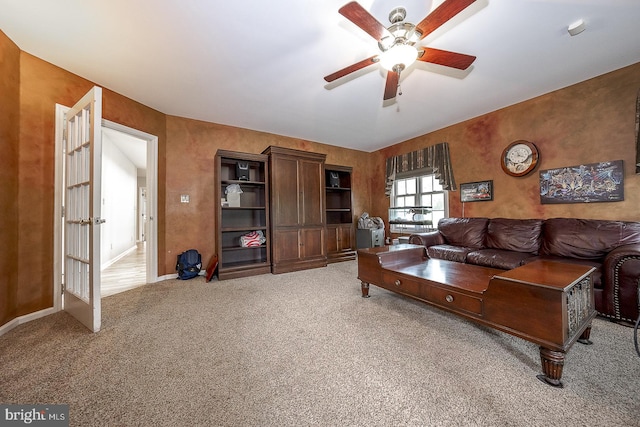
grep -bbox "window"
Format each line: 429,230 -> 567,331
390,173 -> 448,233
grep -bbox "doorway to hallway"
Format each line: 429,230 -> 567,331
54,105 -> 159,315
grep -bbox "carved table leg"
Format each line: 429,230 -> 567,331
361,281 -> 370,298
577,325 -> 593,345
537,347 -> 565,388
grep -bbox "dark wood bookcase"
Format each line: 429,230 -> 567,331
325,164 -> 356,262
215,150 -> 271,279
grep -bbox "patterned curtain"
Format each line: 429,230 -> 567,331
385,142 -> 456,196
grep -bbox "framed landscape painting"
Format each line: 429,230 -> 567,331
539,160 -> 624,204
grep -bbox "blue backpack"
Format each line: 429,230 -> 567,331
176,249 -> 202,280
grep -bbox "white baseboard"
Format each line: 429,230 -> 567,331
0,272 -> 194,337
101,245 -> 138,271
156,270 -> 206,281
0,306 -> 58,337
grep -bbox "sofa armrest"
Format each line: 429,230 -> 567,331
409,231 -> 445,248
602,243 -> 640,323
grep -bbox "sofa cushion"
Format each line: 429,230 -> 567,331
541,218 -> 623,260
437,217 -> 488,249
486,218 -> 543,254
427,245 -> 474,263
467,249 -> 537,270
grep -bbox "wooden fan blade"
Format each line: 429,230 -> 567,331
339,1 -> 393,41
324,55 -> 378,82
418,47 -> 476,70
415,0 -> 477,40
383,70 -> 399,100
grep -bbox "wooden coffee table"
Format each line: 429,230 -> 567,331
358,244 -> 596,387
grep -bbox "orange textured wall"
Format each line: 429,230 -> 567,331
164,116 -> 371,275
376,62 -> 640,228
4,33 -> 638,327
0,30 -> 20,325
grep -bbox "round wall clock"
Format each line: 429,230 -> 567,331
501,140 -> 539,177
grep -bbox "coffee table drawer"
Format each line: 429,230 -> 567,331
425,286 -> 483,316
381,272 -> 421,296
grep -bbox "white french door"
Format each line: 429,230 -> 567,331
63,86 -> 103,332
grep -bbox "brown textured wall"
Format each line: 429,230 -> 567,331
377,62 -> 640,228
0,31 -> 20,325
164,116 -> 371,275
4,34 -> 638,326
17,53 -> 166,316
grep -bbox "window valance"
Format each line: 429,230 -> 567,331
385,142 -> 456,196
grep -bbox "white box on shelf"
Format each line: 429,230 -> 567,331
227,193 -> 240,207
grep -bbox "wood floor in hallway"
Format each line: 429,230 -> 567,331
101,242 -> 147,297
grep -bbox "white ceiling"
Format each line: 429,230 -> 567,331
2,0 -> 640,152
102,127 -> 147,175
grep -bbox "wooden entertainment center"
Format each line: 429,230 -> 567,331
357,244 -> 596,387
215,147 -> 356,279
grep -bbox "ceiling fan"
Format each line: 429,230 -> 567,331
324,0 -> 478,101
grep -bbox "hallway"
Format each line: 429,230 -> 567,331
101,243 -> 147,297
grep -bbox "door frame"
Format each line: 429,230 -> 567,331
101,119 -> 158,285
53,107 -> 159,311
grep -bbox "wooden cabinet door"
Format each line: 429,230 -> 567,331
272,156 -> 300,227
337,224 -> 353,251
326,225 -> 339,254
300,227 -> 325,259
327,224 -> 354,254
273,229 -> 301,263
300,159 -> 324,226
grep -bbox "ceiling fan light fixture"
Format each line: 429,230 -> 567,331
379,43 -> 418,71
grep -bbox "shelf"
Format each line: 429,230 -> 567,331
221,226 -> 268,232
325,164 -> 355,263
325,166 -> 351,189
221,244 -> 268,251
221,179 -> 265,186
221,259 -> 269,270
220,247 -> 268,268
216,149 -> 271,279
221,209 -> 266,229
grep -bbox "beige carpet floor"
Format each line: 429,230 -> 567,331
1,260 -> 639,426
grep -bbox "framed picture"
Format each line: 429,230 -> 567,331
460,180 -> 493,202
539,160 -> 624,204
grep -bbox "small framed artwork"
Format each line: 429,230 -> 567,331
460,180 -> 493,202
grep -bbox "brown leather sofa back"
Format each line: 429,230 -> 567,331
620,221 -> 640,245
437,217 -> 488,248
541,218 -> 624,260
486,218 -> 543,254
411,216 -> 640,323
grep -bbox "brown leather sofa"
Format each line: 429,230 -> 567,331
409,217 -> 640,324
